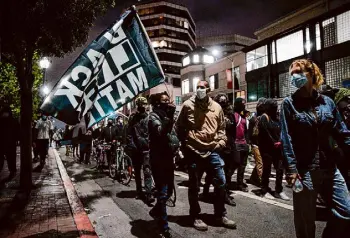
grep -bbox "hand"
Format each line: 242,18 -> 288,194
167,103 -> 176,116
286,173 -> 300,186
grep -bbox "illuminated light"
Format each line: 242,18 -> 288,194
305,42 -> 312,53
160,40 -> 167,48
42,86 -> 50,95
212,49 -> 220,57
249,95 -> 257,101
183,56 -> 190,66
39,57 -> 51,69
193,77 -> 199,92
152,41 -> 160,48
193,54 -> 199,63
203,55 -> 214,64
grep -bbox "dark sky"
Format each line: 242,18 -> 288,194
46,0 -> 315,86
99,0 -> 313,38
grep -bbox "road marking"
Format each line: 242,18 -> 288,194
174,171 -> 294,211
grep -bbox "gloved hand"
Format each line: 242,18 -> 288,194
274,141 -> 282,148
167,103 -> 176,118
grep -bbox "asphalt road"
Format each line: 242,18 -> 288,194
58,148 -> 326,238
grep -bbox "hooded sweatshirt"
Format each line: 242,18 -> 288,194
176,95 -> 227,158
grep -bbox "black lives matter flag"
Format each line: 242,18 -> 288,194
41,7 -> 164,127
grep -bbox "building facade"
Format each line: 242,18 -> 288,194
197,34 -> 257,59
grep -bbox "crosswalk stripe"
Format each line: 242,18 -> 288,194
174,171 -> 294,211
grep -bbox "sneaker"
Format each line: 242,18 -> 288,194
158,229 -> 172,238
193,219 -> 208,231
225,195 -> 236,207
261,192 -> 275,200
274,191 -> 290,201
216,216 -> 237,229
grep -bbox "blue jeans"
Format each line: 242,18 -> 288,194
186,149 -> 227,218
293,168 -> 350,238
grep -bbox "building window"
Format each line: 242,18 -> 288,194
323,17 -> 336,48
182,79 -> 189,94
192,77 -> 199,92
160,40 -> 167,48
209,75 -> 215,91
175,96 -> 182,105
235,91 -> 246,100
276,30 -> 304,63
246,45 -> 268,72
337,10 -> 350,44
173,78 -> 181,87
271,41 -> 276,64
247,76 -> 268,102
183,56 -> 190,66
193,54 -> 200,63
184,21 -> 189,29
279,72 -> 297,98
316,23 -> 321,50
321,10 -> 350,48
325,56 -> 350,88
233,66 -> 240,90
203,54 -> 214,64
305,27 -> 311,53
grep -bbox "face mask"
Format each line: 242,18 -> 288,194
159,103 -> 169,111
196,88 -> 207,100
108,121 -> 113,126
138,106 -> 146,113
42,116 -> 47,120
291,73 -> 308,89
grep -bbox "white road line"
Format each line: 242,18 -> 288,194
174,171 -> 294,211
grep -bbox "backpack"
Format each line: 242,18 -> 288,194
252,113 -> 269,140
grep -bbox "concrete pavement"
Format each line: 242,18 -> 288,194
57,147 -> 327,238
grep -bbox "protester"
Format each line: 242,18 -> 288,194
176,79 -> 236,231
63,125 -> 72,156
32,120 -> 39,162
35,112 -> 54,166
248,98 -> 267,187
52,128 -> 62,149
126,97 -> 154,204
79,128 -> 93,164
281,59 -> 350,238
148,92 -> 178,238
0,106 -> 19,180
258,98 -> 289,200
231,98 -> 249,192
100,118 -> 117,166
213,93 -> 236,206
72,123 -> 81,158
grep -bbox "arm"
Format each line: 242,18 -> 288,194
175,104 -> 188,143
216,109 -> 227,149
149,114 -> 173,138
280,99 -> 298,175
126,116 -> 137,150
331,100 -> 350,148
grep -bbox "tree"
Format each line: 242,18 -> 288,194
0,0 -> 115,191
0,54 -> 43,120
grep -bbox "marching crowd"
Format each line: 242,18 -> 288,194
1,58 -> 350,238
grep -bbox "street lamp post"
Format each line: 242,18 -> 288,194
39,57 -> 51,96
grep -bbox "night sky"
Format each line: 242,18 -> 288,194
46,0 -> 313,86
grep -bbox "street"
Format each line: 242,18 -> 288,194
58,148 -> 327,238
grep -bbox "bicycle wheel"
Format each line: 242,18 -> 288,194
118,153 -> 133,186
109,151 -> 117,179
166,182 -> 177,207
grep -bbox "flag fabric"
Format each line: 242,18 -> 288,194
41,7 -> 165,127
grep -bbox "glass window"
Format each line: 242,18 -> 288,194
192,77 -> 199,92
152,41 -> 159,48
246,45 -> 268,72
233,66 -> 240,90
276,30 -> 304,63
183,56 -> 190,67
337,10 -> 350,44
316,23 -> 321,50
184,21 -> 189,29
209,75 -> 215,91
175,96 -> 182,105
160,40 -> 167,48
271,41 -> 276,64
305,27 -> 311,53
323,17 -> 336,48
279,72 -> 297,98
203,55 -> 214,64
325,56 -> 350,88
193,54 -> 200,63
235,91 -> 246,100
182,79 -> 189,94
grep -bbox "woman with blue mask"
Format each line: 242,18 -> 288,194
280,59 -> 350,238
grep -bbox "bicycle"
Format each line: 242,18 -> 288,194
95,141 -> 112,173
109,141 -> 133,186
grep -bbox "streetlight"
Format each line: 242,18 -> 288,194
39,57 -> 51,85
42,85 -> 50,95
212,49 -> 220,57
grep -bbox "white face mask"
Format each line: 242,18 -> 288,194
196,88 -> 207,100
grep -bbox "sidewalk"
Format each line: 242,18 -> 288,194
0,148 -> 79,238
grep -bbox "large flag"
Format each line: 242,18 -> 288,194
41,7 -> 165,127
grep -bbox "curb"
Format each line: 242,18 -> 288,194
53,149 -> 98,238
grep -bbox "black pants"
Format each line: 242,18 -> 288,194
261,149 -> 284,193
33,140 -> 39,159
185,148 -> 226,218
222,151 -> 236,192
80,144 -> 91,164
132,153 -> 152,195
0,144 -> 17,173
37,139 -> 49,164
232,146 -> 249,187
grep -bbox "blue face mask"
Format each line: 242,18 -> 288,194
291,73 -> 308,89
42,115 -> 47,120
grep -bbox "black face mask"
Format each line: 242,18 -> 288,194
159,103 -> 169,111
108,122 -> 113,126
138,106 -> 146,113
